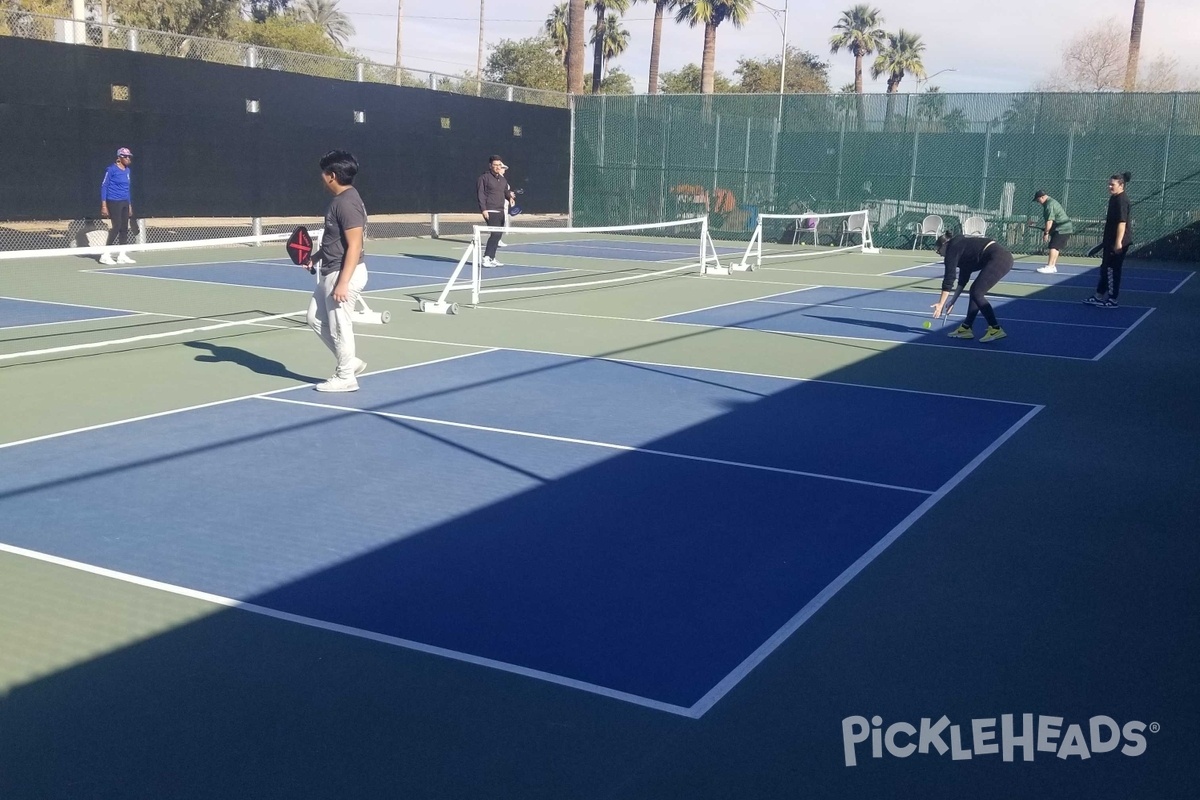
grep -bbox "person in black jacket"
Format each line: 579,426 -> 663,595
930,231 -> 1014,343
1085,171 -> 1133,308
477,155 -> 516,267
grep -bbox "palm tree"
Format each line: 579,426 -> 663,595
643,0 -> 678,94
590,0 -> 631,93
568,0 -> 587,93
293,0 -> 355,48
829,4 -> 886,126
916,85 -> 946,131
1124,0 -> 1145,91
592,12 -> 630,81
674,0 -> 754,94
871,29 -> 925,129
546,2 -> 570,66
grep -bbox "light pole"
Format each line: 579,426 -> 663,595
915,67 -> 956,93
755,0 -> 789,100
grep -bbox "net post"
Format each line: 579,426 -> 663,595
431,213 -> 440,239
699,215 -> 729,276
861,212 -> 880,254
472,226 -> 483,305
733,221 -> 758,271
419,241 -> 471,314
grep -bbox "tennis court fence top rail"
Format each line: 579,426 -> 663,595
1,13 -> 568,109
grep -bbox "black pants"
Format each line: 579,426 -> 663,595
963,247 -> 1014,328
1097,247 -> 1128,299
105,201 -> 131,247
484,211 -> 505,259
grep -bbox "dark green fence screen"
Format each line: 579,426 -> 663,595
572,92 -> 1200,259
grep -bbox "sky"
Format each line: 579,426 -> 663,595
337,0 -> 1200,94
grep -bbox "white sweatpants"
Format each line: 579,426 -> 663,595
307,264 -> 368,378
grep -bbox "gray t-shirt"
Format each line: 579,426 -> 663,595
315,186 -> 367,275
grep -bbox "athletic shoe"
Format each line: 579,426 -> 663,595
490,258 -> 504,267
481,256 -> 496,268
315,376 -> 359,392
1036,265 -> 1057,274
981,326 -> 1007,343
98,253 -> 117,265
1083,296 -> 1117,308
947,324 -> 974,339
351,358 -> 368,377
116,252 -> 136,264
497,240 -> 508,247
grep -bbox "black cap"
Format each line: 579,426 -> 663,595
1033,190 -> 1047,200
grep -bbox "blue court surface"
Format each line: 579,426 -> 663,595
659,286 -> 1154,360
98,255 -> 561,292
0,296 -> 136,329
503,238 -> 744,262
889,261 -> 1193,293
0,349 -> 1038,715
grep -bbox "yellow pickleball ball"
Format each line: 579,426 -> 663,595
923,320 -> 932,329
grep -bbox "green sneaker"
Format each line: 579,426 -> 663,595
981,326 -> 1007,343
947,324 -> 974,339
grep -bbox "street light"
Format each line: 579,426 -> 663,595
915,67 -> 956,93
755,0 -> 789,98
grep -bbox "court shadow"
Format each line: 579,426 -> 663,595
804,314 -> 922,336
184,341 -> 320,383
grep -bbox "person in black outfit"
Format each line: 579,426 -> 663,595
930,231 -> 1014,343
477,155 -> 516,268
1085,171 -> 1133,309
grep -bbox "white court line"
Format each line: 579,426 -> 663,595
751,298 -> 1132,330
1169,271 -> 1195,294
0,540 -> 695,718
688,403 -> 1045,717
0,348 -> 496,451
882,262 -> 943,276
648,286 -> 822,322
0,312 -> 154,334
261,395 -> 933,496
1091,307 -> 1156,361
0,294 -> 148,315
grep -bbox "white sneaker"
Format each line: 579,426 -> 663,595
490,258 -> 504,267
315,376 -> 359,392
1036,265 -> 1057,274
497,240 -> 508,248
98,253 -> 117,265
116,252 -> 136,264
350,358 -> 367,376
481,256 -> 495,268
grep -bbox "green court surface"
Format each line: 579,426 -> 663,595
1,235 -> 1198,800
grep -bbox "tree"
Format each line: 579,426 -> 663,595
829,4 -> 886,126
545,2 -> 570,66
734,46 -> 830,94
659,62 -> 734,93
105,0 -> 241,38
291,0 -> 354,48
591,11 -> 629,80
674,0 -> 754,94
1047,18 -> 1126,91
643,0 -> 679,94
232,14 -> 344,58
590,0 -> 630,93
1124,0 -> 1145,91
600,67 -> 635,94
871,29 -> 925,129
483,35 -> 567,92
567,0 -> 587,93
915,85 -> 946,130
246,0 -> 291,23
941,108 -> 969,134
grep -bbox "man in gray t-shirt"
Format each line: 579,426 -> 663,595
304,150 -> 370,392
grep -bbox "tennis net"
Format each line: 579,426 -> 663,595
418,217 -> 725,314
734,209 -> 879,271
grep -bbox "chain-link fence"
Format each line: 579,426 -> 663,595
0,12 -> 567,109
572,92 -> 1200,260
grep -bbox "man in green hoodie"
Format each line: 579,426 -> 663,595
1034,190 -> 1074,274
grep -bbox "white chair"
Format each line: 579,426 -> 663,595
962,215 -> 988,237
839,212 -> 867,247
912,214 -> 944,250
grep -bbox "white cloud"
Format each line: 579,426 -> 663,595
338,0 -> 1200,92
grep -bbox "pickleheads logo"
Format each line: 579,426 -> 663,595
842,714 -> 1159,767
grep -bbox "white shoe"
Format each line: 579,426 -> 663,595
116,252 -> 136,264
350,358 -> 367,377
315,376 -> 359,392
481,256 -> 495,268
98,253 -> 117,265
497,240 -> 508,247
490,258 -> 504,267
1036,265 -> 1057,274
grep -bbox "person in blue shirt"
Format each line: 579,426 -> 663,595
99,147 -> 135,264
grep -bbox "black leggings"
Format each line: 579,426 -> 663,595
105,201 -> 131,247
484,211 -> 505,259
1097,247 -> 1128,299
963,247 -> 1014,328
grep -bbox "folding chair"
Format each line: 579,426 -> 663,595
912,214 -> 944,249
962,215 -> 988,237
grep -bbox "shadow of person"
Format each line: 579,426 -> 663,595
184,341 -> 321,383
